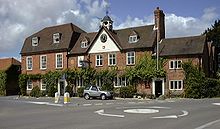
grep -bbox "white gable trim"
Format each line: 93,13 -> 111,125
88,29 -> 120,54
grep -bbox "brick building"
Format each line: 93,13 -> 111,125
20,7 -> 214,97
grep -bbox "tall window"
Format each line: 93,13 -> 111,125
27,79 -> 33,90
26,56 -> 33,70
108,53 -> 116,66
53,33 -> 61,43
96,54 -> 103,66
76,77 -> 84,87
78,56 -> 84,67
114,77 -> 127,87
169,80 -> 183,90
169,60 -> 182,69
56,53 -> 63,68
41,79 -> 46,90
40,55 -> 47,70
126,52 -> 135,65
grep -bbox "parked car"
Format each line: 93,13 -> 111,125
83,85 -> 113,100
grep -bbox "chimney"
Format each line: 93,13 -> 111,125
154,7 -> 165,42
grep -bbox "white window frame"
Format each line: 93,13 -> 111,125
96,54 -> 103,66
129,35 -> 138,43
78,56 -> 84,67
126,51 -> 135,65
53,33 -> 60,43
169,60 -> 182,69
40,55 -> 47,70
76,77 -> 84,87
26,56 -> 33,70
56,53 -> 63,69
169,80 -> 183,90
27,79 -> 33,90
32,37 -> 39,46
41,79 -> 46,91
81,41 -> 88,48
108,53 -> 116,66
114,76 -> 127,87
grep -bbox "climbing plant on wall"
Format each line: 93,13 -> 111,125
0,71 -> 7,96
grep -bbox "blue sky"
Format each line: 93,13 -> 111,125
0,0 -> 219,60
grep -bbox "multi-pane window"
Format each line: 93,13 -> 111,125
40,55 -> 47,69
27,79 -> 33,90
76,77 -> 84,87
96,54 -> 103,66
53,33 -> 61,43
81,41 -> 88,48
56,53 -> 63,68
129,35 -> 138,43
41,79 -> 46,90
114,77 -> 127,87
108,53 -> 116,66
78,56 -> 84,67
169,60 -> 182,69
126,52 -> 135,65
32,37 -> 39,46
26,56 -> 33,70
169,80 -> 183,90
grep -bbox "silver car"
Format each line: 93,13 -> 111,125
83,85 -> 113,100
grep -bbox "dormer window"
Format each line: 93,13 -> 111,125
129,30 -> 139,43
32,37 -> 39,46
129,35 -> 138,43
53,33 -> 61,43
81,41 -> 88,48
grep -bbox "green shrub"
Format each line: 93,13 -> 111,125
0,71 -> 6,96
40,90 -> 47,97
30,86 -> 41,98
65,85 -> 73,97
119,85 -> 136,98
77,87 -> 84,97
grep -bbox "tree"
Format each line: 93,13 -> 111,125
204,19 -> 220,46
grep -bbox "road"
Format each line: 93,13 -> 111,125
0,96 -> 220,129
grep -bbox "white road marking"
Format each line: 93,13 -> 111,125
95,103 -> 103,106
128,102 -> 136,104
148,106 -> 171,109
95,109 -> 125,118
195,119 -> 220,129
152,110 -> 188,119
106,103 -> 114,105
137,102 -> 145,104
27,101 -> 63,107
212,103 -> 220,106
124,109 -> 159,114
83,104 -> 92,106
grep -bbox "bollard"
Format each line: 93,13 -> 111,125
64,92 -> 70,104
55,92 -> 60,103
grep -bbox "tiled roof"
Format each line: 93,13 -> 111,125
159,35 -> 206,56
0,58 -> 21,71
70,25 -> 156,54
20,23 -> 85,55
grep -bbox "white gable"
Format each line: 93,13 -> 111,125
88,30 -> 120,54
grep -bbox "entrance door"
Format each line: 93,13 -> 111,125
59,81 -> 65,96
155,80 -> 162,97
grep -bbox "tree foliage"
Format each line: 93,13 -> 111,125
0,71 -> 7,96
204,19 -> 220,46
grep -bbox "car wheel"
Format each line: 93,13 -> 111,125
84,94 -> 90,100
101,94 -> 106,100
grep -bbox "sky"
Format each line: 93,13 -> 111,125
0,0 -> 219,60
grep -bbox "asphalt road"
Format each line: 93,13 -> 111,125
0,96 -> 220,129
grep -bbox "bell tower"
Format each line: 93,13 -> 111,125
100,10 -> 113,31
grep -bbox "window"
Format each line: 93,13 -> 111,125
40,55 -> 47,70
53,33 -> 61,43
169,80 -> 183,90
218,53 -> 220,68
114,77 -> 127,87
129,35 -> 138,43
26,56 -> 33,70
126,52 -> 135,65
27,79 -> 33,90
78,56 -> 84,67
81,41 -> 88,48
41,79 -> 46,90
169,60 -> 182,69
96,54 -> 103,66
32,37 -> 39,46
56,53 -> 63,68
76,77 -> 84,87
108,53 -> 116,66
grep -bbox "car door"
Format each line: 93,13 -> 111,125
90,86 -> 99,97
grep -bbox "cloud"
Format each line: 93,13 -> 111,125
0,0 -> 219,59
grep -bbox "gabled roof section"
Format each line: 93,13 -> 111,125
159,35 -> 206,56
0,58 -> 21,71
20,23 -> 85,55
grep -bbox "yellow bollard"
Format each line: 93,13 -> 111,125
64,92 -> 70,104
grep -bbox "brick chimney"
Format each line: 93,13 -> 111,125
154,7 -> 165,42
